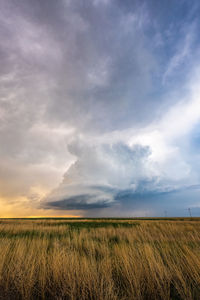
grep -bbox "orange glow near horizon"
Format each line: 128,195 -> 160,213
0,196 -> 81,218
0,216 -> 81,218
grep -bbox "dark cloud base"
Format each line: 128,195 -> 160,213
44,185 -> 200,217
45,194 -> 110,210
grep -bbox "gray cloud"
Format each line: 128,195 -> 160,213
0,0 -> 157,205
1,0 -> 200,216
46,194 -> 110,210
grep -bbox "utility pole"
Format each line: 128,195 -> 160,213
188,208 -> 192,218
164,210 -> 167,218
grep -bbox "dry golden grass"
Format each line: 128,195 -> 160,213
0,218 -> 199,299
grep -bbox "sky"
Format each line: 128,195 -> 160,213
1,0 -> 200,217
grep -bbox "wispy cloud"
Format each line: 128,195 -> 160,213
162,21 -> 197,84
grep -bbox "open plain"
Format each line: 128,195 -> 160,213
0,218 -> 199,299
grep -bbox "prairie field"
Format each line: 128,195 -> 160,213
0,218 -> 200,300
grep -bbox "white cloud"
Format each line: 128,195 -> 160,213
1,0 -> 200,216
46,65 -> 200,211
162,22 -> 196,83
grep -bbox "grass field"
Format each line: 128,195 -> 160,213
0,218 -> 200,299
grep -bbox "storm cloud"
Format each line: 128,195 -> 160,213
1,0 -> 200,216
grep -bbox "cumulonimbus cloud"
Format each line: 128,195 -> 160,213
1,0 -> 200,216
